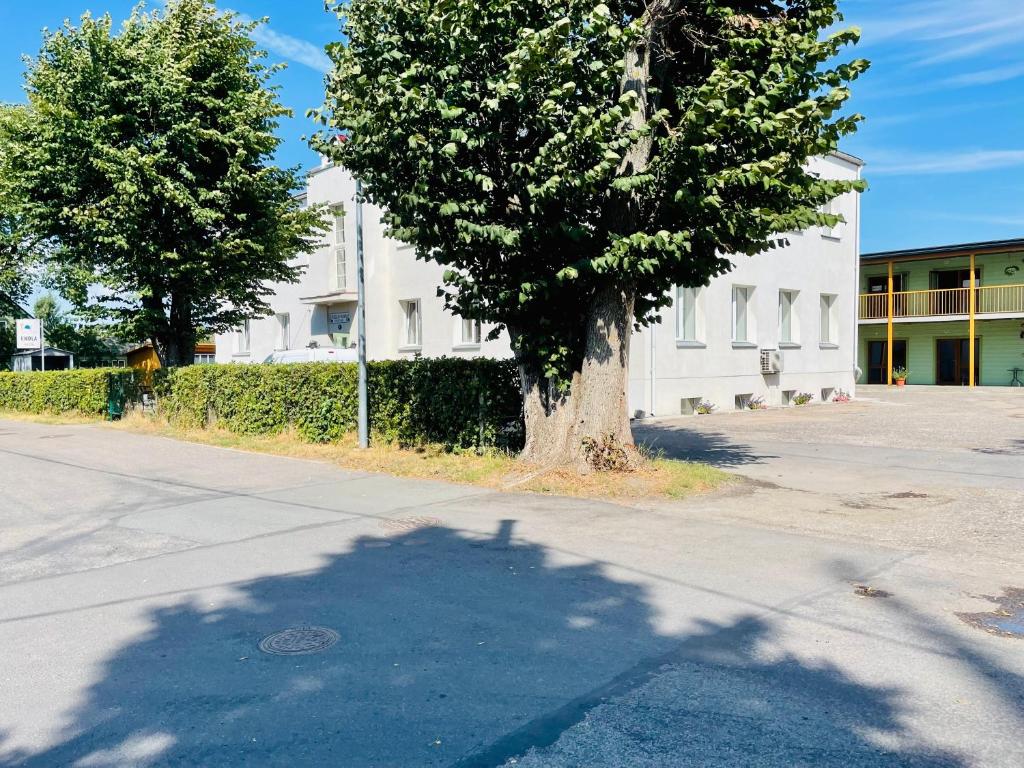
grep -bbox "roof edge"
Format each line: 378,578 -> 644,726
862,237 -> 1024,261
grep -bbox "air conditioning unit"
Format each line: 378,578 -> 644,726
760,349 -> 784,375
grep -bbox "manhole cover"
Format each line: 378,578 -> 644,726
854,585 -> 892,599
957,588 -> 1024,639
258,626 -> 340,656
380,516 -> 441,532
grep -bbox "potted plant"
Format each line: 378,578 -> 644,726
892,366 -> 909,387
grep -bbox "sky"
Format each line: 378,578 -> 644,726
2,0 -> 1024,253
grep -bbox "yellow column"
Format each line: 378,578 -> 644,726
887,260 -> 894,386
969,253 -> 976,387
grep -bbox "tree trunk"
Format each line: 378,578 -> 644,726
518,286 -> 640,472
153,292 -> 196,368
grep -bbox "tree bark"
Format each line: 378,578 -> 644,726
517,286 -> 639,471
153,291 -> 196,368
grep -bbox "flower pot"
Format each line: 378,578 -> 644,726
895,378 -> 906,388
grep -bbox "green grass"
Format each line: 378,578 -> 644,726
0,409 -> 731,502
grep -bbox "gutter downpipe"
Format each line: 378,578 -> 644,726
853,164 -> 862,393
649,317 -> 657,418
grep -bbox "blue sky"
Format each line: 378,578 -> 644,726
2,0 -> 1023,253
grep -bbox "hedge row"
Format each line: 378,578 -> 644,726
0,369 -> 138,416
155,358 -> 525,450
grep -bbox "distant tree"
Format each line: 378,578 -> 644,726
316,0 -> 868,469
29,293 -> 118,367
2,0 -> 324,367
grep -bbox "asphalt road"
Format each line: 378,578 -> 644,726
0,408 -> 1021,767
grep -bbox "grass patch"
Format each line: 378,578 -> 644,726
1,408 -> 730,502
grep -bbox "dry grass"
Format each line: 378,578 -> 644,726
4,409 -> 731,502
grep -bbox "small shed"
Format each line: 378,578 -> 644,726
11,347 -> 76,372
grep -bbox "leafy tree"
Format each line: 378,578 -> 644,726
2,0 -> 324,367
316,0 -> 868,468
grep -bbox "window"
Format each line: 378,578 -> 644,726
275,313 -> 290,350
867,274 -> 907,294
194,353 -> 216,365
332,208 -> 347,291
237,319 -> 250,355
732,286 -> 754,344
459,317 -> 481,346
778,290 -> 798,345
675,286 -> 703,343
820,294 -> 838,346
401,300 -> 422,348
821,197 -> 844,239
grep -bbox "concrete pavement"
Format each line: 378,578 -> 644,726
0,410 -> 1022,767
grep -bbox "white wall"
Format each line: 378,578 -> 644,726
218,154 -> 862,416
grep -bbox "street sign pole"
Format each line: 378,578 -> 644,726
40,320 -> 45,373
355,178 -> 369,449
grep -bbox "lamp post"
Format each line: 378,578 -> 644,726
356,178 -> 369,449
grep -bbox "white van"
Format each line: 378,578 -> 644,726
262,348 -> 359,364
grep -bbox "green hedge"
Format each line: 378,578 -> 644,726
0,369 -> 139,416
155,358 -> 525,450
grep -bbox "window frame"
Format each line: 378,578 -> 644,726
332,206 -> 347,291
457,317 -> 482,347
675,286 -> 705,347
778,289 -> 800,347
236,319 -> 251,355
732,285 -> 755,346
400,299 -> 422,350
275,313 -> 291,351
819,293 -> 839,348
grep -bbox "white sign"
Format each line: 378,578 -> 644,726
16,319 -> 41,350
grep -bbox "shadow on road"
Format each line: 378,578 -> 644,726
1,523 -> 970,767
634,422 -> 770,468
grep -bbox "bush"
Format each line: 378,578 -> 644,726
0,369 -> 139,416
155,358 -> 525,450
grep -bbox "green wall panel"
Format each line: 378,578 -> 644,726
858,319 -> 1024,386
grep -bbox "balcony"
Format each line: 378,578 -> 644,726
859,284 -> 1024,321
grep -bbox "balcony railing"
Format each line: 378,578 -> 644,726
859,284 -> 1024,320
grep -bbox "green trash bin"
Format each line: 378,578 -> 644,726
107,372 -> 127,421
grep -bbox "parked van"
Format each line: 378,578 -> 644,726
262,348 -> 359,364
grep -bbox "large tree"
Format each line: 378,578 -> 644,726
316,0 -> 868,469
2,0 -> 324,366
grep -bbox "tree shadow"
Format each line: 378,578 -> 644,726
1,524 -> 965,767
973,438 -> 1024,456
634,421 -> 769,468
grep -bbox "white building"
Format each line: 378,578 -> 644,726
217,152 -> 862,416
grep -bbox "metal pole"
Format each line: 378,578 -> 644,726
356,178 -> 369,448
40,319 -> 45,373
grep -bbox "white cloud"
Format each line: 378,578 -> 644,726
245,19 -> 332,74
850,0 -> 1024,68
942,63 -> 1024,88
871,149 -> 1024,176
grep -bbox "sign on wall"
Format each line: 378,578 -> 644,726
16,319 -> 41,350
328,311 -> 353,334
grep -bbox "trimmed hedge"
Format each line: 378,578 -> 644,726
0,369 -> 139,416
155,358 -> 525,450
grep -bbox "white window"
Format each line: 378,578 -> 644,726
779,290 -> 798,344
237,319 -> 250,354
331,208 -> 347,291
821,197 -> 844,240
732,286 -> 754,344
194,354 -> 216,365
675,286 -> 703,343
275,313 -> 290,350
459,317 -> 481,346
401,300 -> 422,348
820,294 -> 838,346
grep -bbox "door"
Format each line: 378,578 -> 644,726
867,340 -> 907,384
930,269 -> 978,315
936,338 -> 980,385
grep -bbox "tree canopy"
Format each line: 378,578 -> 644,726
316,0 -> 868,467
1,0 -> 324,366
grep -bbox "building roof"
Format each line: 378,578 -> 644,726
862,237 -> 1024,263
11,346 -> 75,357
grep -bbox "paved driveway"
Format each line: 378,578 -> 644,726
0,407 -> 1022,767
